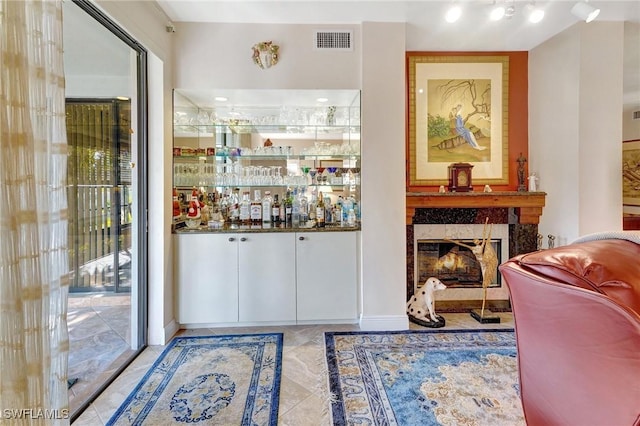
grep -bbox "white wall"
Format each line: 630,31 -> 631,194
359,22 -> 407,330
174,23 -> 360,89
530,22 -> 624,245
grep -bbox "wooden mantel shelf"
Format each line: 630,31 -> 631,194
406,191 -> 547,224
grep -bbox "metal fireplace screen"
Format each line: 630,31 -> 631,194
416,239 -> 502,288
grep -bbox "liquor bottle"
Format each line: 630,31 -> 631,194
262,191 -> 272,223
299,191 -> 308,224
284,190 -> 293,226
271,194 -> 281,223
308,193 -> 316,222
250,189 -> 262,224
230,188 -> 240,223
292,188 -> 301,226
239,191 -> 251,224
316,191 -> 325,228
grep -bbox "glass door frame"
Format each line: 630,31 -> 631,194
69,0 -> 148,420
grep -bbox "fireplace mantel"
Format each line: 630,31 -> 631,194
406,191 -> 546,224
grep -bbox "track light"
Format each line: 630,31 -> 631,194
571,2 -> 600,23
527,3 -> 545,23
445,5 -> 462,23
490,5 -> 506,21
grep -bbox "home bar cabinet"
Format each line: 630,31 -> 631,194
172,89 -> 361,327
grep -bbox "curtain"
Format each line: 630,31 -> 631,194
0,0 -> 69,424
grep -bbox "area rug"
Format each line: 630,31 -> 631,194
107,333 -> 283,425
325,329 -> 524,426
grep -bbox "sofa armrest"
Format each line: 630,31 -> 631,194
511,239 -> 640,316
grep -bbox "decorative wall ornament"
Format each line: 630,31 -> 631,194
252,41 -> 279,69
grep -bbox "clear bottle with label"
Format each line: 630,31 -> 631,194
299,191 -> 308,224
262,191 -> 272,223
250,189 -> 262,224
292,188 -> 301,226
284,190 -> 293,226
230,188 -> 240,223
316,191 -> 325,228
239,191 -> 251,224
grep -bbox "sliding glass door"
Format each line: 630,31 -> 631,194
63,0 -> 147,419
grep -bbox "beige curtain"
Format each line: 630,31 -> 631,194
0,0 -> 69,424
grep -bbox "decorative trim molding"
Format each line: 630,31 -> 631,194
359,315 -> 409,331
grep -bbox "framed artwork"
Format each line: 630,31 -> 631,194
407,54 -> 510,188
623,140 -> 640,207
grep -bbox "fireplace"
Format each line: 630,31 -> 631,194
413,224 -> 509,306
406,191 -> 546,311
416,239 -> 502,288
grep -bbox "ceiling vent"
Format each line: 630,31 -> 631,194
314,30 -> 353,50
633,110 -> 640,120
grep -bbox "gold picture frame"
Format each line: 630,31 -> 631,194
407,54 -> 510,188
623,140 -> 640,207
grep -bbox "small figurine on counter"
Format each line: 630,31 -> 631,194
186,187 -> 203,220
172,188 -> 182,220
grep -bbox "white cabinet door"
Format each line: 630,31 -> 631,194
175,233 -> 239,324
238,233 -> 296,322
296,232 -> 358,321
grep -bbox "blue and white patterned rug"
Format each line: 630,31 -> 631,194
107,333 -> 283,425
325,329 -> 524,426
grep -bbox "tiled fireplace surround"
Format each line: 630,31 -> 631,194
406,191 -> 546,311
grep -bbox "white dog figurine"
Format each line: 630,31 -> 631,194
407,277 -> 447,322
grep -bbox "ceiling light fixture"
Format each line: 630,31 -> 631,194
214,96 -> 228,102
490,5 -> 506,21
571,1 -> 600,23
445,4 -> 462,23
527,3 -> 545,23
316,97 -> 329,103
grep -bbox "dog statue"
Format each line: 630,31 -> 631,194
407,277 -> 447,328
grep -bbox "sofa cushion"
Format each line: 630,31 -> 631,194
515,239 -> 640,315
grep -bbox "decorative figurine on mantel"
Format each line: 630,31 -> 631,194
446,218 -> 500,323
517,152 -> 527,191
407,277 -> 447,328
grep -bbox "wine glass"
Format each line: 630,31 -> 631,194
301,166 -> 311,185
326,167 -> 338,185
309,168 -> 318,185
316,167 -> 326,185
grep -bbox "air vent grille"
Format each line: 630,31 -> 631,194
314,30 -> 353,50
633,110 -> 640,120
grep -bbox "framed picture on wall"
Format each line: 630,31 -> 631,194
407,54 -> 510,188
623,139 -> 640,206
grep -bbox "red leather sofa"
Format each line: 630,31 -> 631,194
499,237 -> 640,426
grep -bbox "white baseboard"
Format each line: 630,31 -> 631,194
163,319 -> 179,343
359,314 -> 409,331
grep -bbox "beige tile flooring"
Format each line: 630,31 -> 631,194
68,293 -> 133,416
72,312 -> 515,425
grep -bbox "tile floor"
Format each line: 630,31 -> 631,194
68,293 -> 133,416
71,311 -> 514,425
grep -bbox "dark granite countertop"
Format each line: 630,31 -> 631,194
173,222 -> 360,234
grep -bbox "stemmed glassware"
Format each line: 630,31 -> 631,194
309,168 -> 318,185
301,166 -> 311,185
327,167 -> 338,185
316,167 -> 326,185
